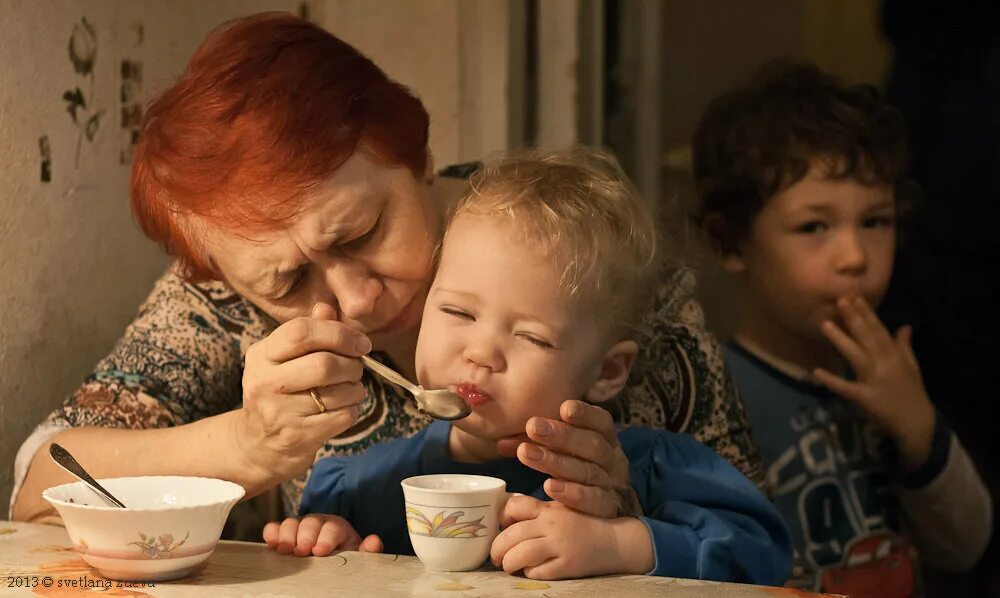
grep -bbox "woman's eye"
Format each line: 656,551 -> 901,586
276,270 -> 306,299
440,307 -> 474,321
342,214 -> 382,250
518,334 -> 554,349
795,221 -> 827,234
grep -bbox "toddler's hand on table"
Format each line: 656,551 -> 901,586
490,495 -> 651,580
498,400 -> 641,519
812,296 -> 936,469
263,514 -> 383,557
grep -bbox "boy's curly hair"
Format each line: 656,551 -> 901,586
692,61 -> 917,253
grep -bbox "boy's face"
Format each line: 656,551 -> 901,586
415,212 -> 609,446
727,160 -> 896,345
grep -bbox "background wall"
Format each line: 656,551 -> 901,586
0,0 -> 515,519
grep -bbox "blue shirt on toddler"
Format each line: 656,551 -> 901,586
300,420 -> 792,585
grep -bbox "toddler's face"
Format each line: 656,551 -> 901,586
415,213 -> 608,445
730,160 -> 896,343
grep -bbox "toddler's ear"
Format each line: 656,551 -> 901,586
585,340 -> 639,403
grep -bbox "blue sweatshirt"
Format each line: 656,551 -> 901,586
301,420 -> 792,585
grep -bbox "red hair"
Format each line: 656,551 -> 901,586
130,12 -> 429,281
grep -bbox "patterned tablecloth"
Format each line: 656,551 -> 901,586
0,521 -> 838,597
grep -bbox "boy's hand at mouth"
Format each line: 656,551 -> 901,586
812,296 -> 936,471
496,400 -> 641,519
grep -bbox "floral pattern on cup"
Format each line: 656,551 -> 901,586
406,508 -> 487,538
127,531 -> 189,559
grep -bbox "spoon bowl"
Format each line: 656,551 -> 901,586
361,355 -> 471,420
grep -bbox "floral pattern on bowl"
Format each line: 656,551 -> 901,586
128,531 -> 189,559
405,508 -> 487,538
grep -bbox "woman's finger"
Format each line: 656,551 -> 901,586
259,317 -> 372,364
271,352 -> 364,394
296,382 -> 367,416
819,320 -> 870,373
525,416 -> 618,472
516,442 -> 615,490
560,400 -> 619,447
542,478 -> 617,519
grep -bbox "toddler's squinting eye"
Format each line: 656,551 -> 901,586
440,306 -> 474,321
518,334 -> 554,349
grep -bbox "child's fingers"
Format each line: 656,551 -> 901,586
262,521 -> 281,548
276,517 -> 301,555
358,534 -> 384,553
895,325 -> 920,370
499,538 -> 555,577
491,523 -> 546,570
853,297 -> 896,348
314,518 -> 362,555
499,494 -> 546,528
819,320 -> 870,373
523,556 -> 569,581
812,367 -> 870,405
837,297 -> 882,353
293,516 -> 327,557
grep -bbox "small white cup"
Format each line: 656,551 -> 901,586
401,474 -> 508,571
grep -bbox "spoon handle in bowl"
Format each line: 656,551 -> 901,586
49,443 -> 127,508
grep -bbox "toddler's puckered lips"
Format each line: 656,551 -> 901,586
454,383 -> 493,407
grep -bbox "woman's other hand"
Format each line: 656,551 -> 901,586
497,400 -> 641,519
238,302 -> 371,486
263,514 -> 383,557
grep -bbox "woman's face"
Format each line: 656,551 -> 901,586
203,150 -> 444,349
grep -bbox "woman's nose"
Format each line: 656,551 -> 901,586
323,260 -> 383,320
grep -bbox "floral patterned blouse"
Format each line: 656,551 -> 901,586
10,167 -> 763,518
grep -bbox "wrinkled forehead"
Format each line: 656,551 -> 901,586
199,179 -> 381,283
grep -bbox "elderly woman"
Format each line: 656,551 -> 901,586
10,13 -> 761,536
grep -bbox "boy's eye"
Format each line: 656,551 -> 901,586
517,334 -> 554,349
440,306 -> 474,321
795,221 -> 828,234
862,215 -> 894,229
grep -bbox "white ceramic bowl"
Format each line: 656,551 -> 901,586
42,476 -> 244,581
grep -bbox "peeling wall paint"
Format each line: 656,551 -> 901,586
0,0 -> 302,518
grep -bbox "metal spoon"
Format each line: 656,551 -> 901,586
49,443 -> 128,508
361,355 -> 471,421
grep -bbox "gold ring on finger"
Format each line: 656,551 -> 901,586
309,388 -> 326,414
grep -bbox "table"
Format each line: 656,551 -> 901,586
0,522 -> 838,597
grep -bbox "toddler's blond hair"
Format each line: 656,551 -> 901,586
448,147 -> 660,337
